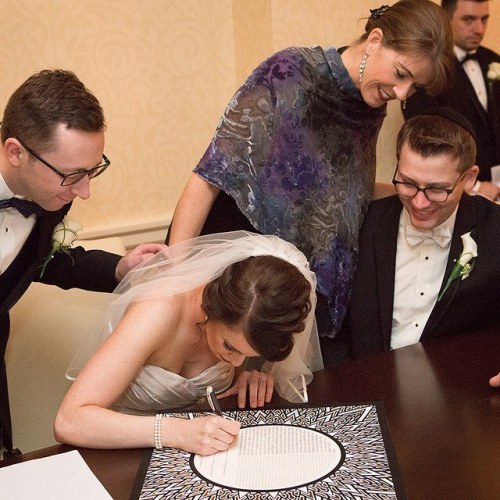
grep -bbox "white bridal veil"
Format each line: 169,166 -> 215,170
68,231 -> 323,403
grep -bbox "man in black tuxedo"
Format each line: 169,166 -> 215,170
403,0 -> 500,201
0,70 -> 164,458
340,109 -> 500,360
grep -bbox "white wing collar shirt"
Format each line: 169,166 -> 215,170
391,207 -> 458,349
455,46 -> 488,110
0,173 -> 36,274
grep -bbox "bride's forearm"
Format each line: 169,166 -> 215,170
54,405 -> 157,449
54,404 -> 241,455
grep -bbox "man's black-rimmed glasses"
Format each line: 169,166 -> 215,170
392,167 -> 467,203
18,138 -> 110,186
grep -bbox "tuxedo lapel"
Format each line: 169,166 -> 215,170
477,52 -> 491,86
422,196 -> 477,338
0,207 -> 68,317
477,51 -> 497,114
455,60 -> 489,128
36,210 -> 61,258
0,221 -> 44,317
373,199 -> 401,349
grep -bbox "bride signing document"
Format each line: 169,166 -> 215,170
54,231 -> 322,455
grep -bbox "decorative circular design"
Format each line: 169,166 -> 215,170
191,424 -> 345,492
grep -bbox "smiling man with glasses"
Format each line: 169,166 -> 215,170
0,70 -> 164,459
16,138 -> 110,187
335,107 -> 500,369
2,87 -> 111,213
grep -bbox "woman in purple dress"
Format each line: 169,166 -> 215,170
167,1 -> 454,351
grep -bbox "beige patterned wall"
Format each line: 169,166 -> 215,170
1,0 -> 498,241
0,0 -> 236,239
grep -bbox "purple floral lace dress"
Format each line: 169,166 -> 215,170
194,46 -> 386,336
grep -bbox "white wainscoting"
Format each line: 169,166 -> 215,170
79,217 -> 171,249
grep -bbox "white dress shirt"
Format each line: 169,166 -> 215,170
391,208 -> 458,349
0,174 -> 36,274
455,46 -> 488,110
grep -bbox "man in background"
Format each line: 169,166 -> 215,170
0,69 -> 164,458
403,0 -> 500,200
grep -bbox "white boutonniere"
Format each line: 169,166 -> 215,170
487,62 -> 500,82
437,232 -> 477,301
487,61 -> 500,96
40,217 -> 83,277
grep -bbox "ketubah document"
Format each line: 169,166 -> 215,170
132,404 -> 406,499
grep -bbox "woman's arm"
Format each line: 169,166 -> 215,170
54,299 -> 240,453
168,173 -> 221,244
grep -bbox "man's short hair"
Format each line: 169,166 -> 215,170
396,109 -> 477,173
442,0 -> 489,18
1,69 -> 105,151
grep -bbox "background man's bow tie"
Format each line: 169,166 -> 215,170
0,197 -> 44,218
461,52 -> 478,64
405,225 -> 452,248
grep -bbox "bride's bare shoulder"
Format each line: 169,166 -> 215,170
115,294 -> 186,339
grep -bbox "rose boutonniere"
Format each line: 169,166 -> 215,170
40,217 -> 83,277
487,62 -> 500,82
487,61 -> 500,95
437,232 -> 477,301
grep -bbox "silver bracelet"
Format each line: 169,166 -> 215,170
154,413 -> 164,450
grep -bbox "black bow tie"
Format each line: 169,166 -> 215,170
0,197 -> 44,218
461,52 -> 478,64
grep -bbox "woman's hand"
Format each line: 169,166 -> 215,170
218,370 -> 274,409
166,415 -> 240,456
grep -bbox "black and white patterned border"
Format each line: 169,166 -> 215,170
134,404 -> 404,499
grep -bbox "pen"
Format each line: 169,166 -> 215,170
206,385 -> 224,417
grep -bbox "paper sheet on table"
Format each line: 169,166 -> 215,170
0,450 -> 112,499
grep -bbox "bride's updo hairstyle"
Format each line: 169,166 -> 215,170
201,255 -> 312,362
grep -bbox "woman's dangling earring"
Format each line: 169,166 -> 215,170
359,51 -> 369,84
402,99 -> 407,110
